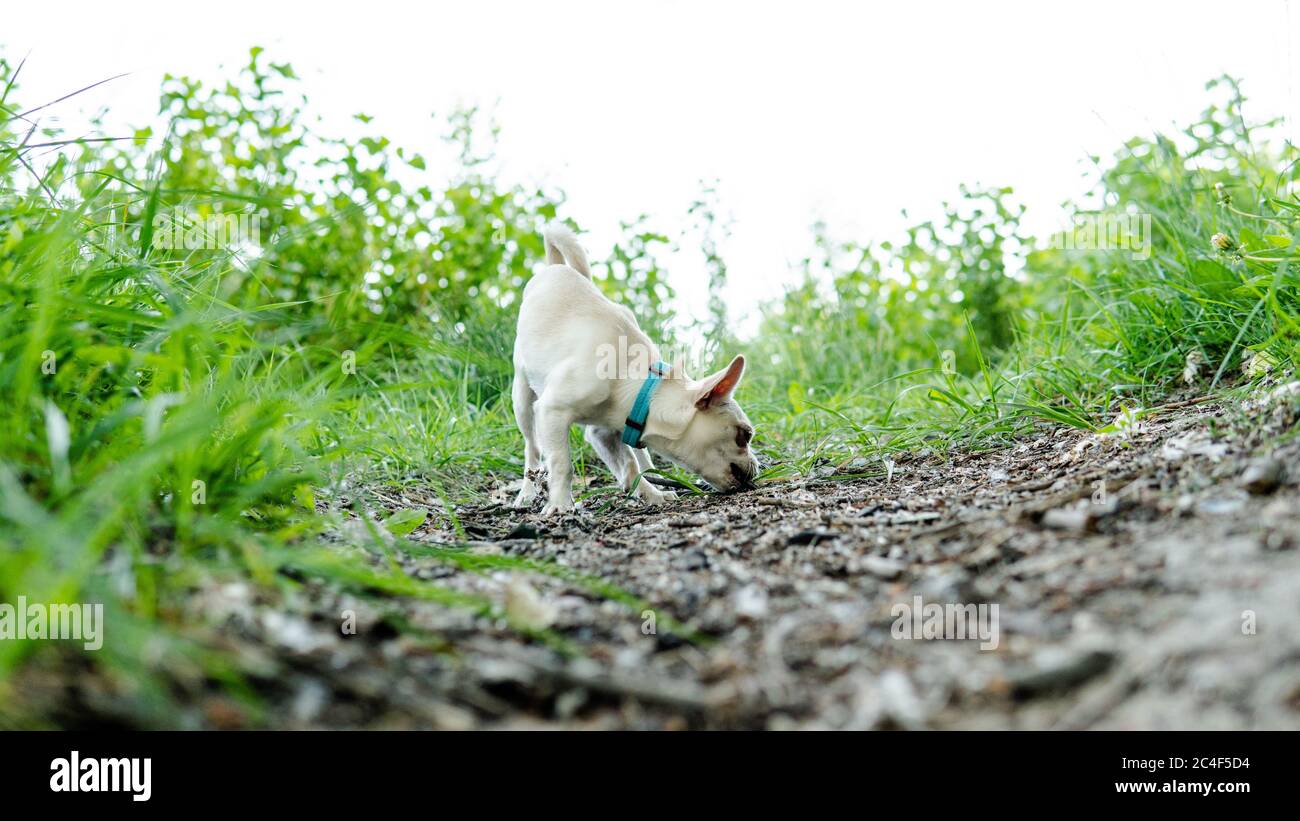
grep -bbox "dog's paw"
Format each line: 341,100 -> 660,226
541,499 -> 575,517
514,470 -> 545,509
638,486 -> 676,506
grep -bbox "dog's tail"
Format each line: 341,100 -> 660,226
542,223 -> 591,278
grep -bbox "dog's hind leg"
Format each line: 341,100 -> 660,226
585,426 -> 673,506
511,370 -> 543,509
584,426 -> 636,489
535,402 -> 577,515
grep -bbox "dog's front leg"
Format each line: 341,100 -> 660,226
583,426 -> 672,505
535,404 -> 576,515
631,446 -> 676,504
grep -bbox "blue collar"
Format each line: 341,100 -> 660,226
621,360 -> 670,448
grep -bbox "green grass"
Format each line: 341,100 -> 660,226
1,55 -> 1298,727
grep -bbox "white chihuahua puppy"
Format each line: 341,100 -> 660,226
512,224 -> 759,515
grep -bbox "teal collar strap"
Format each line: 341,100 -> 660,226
621,360 -> 670,448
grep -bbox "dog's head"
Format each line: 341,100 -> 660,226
655,355 -> 759,493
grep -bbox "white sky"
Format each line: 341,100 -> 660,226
6,0 -> 1300,331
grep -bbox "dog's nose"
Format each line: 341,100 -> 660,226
729,462 -> 756,490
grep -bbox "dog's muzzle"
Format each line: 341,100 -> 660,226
728,461 -> 756,491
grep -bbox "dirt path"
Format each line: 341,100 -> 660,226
124,389 -> 1300,730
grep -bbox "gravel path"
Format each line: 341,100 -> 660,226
88,388 -> 1300,730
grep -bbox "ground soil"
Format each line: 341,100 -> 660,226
37,388 -> 1300,730
216,383 -> 1300,731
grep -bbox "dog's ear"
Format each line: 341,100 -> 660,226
694,355 -> 746,410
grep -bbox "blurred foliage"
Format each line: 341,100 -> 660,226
93,50 -> 564,335
751,75 -> 1300,446
756,184 -> 1031,392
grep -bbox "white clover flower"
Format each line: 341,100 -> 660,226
1103,404 -> 1145,440
1182,350 -> 1204,385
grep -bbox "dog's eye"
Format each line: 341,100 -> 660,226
735,426 -> 753,448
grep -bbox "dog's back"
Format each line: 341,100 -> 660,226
516,224 -> 652,389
